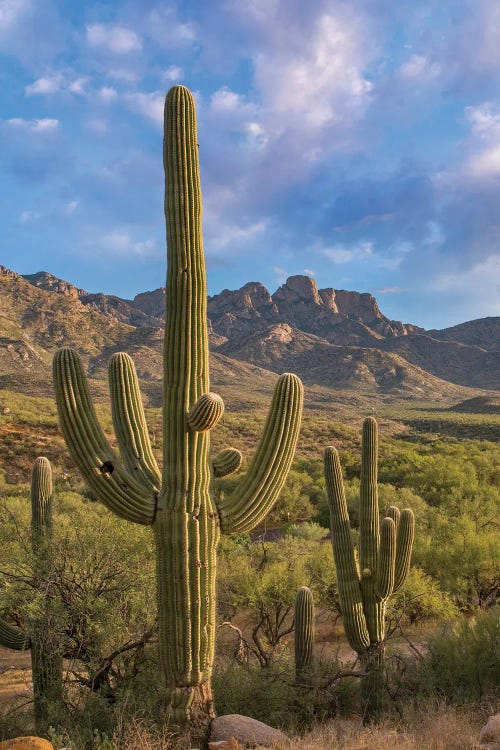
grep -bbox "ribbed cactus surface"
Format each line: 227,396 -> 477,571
0,457 -> 62,731
53,85 -> 303,727
294,586 -> 315,682
324,418 -> 414,721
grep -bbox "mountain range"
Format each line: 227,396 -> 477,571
1,265 -> 498,403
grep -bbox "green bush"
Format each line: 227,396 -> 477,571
212,652 -> 358,731
410,607 -> 500,703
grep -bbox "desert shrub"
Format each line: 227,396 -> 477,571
212,651 -> 358,731
386,567 -> 458,628
408,606 -> 500,703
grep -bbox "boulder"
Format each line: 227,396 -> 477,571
210,715 -> 288,748
477,715 -> 500,750
0,739 -> 54,750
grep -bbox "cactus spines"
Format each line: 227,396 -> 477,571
188,393 -> 225,432
324,418 -> 415,721
294,586 -> 315,682
212,448 -> 242,478
0,619 -> 30,650
0,457 -> 62,731
53,85 -> 303,728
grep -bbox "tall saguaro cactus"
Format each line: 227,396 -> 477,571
0,457 -> 63,731
294,586 -> 315,683
53,85 -> 303,727
324,418 -> 414,721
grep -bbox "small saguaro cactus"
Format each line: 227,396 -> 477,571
0,457 -> 63,731
294,586 -> 315,683
53,85 -> 303,729
324,417 -> 414,721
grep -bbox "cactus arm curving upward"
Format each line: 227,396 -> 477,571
394,509 -> 415,592
53,348 -> 155,525
0,618 -> 31,650
324,446 -> 370,653
108,352 -> 161,491
215,372 -> 303,534
375,518 -> 396,601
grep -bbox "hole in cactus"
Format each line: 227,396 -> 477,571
100,461 -> 114,475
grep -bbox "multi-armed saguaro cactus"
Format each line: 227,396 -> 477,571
0,457 -> 62,731
324,417 -> 414,720
52,85 -> 303,728
294,586 -> 315,683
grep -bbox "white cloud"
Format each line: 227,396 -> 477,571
67,77 -> 88,95
399,54 -> 441,80
65,200 -> 78,214
0,0 -> 30,30
430,255 -> 500,314
25,74 -> 63,95
323,241 -> 373,264
6,117 -> 59,132
98,86 -> 118,103
462,103 -> 500,179
86,118 -> 108,135
253,11 -> 373,133
19,210 -> 41,223
162,65 -> 183,82
86,24 -> 142,54
375,286 -> 405,294
25,73 -> 89,97
303,268 -> 315,276
124,91 -> 163,125
90,229 -> 158,256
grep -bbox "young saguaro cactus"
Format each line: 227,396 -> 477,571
52,85 -> 303,728
324,418 -> 414,721
0,457 -> 62,731
294,586 -> 315,683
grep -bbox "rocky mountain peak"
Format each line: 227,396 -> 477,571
22,271 -> 86,299
273,275 -> 322,306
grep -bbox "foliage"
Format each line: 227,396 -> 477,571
408,607 -> 500,704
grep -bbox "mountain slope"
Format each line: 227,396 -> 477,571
12,265 -> 499,398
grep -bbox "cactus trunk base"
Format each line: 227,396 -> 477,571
32,645 -> 63,733
360,644 -> 385,723
166,682 -> 215,738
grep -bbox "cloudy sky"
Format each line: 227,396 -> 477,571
1,0 -> 499,328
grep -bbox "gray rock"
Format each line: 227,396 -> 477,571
210,715 -> 288,748
477,714 -> 500,750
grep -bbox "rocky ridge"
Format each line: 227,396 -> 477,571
0,265 -> 495,399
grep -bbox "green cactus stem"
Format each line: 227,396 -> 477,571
53,85 -> 303,731
324,418 -> 414,722
212,448 -> 242,478
294,586 -> 315,683
0,457 -> 62,732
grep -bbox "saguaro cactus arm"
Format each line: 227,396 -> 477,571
394,509 -> 415,592
324,446 -> 370,653
0,619 -> 30,650
53,348 -> 155,525
108,352 -> 161,491
212,448 -> 242,478
31,456 -> 53,541
294,586 -> 315,680
375,517 -> 396,600
215,372 -> 303,534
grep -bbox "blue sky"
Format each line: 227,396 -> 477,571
1,0 -> 499,328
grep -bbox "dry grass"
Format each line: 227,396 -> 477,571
280,705 -> 484,750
